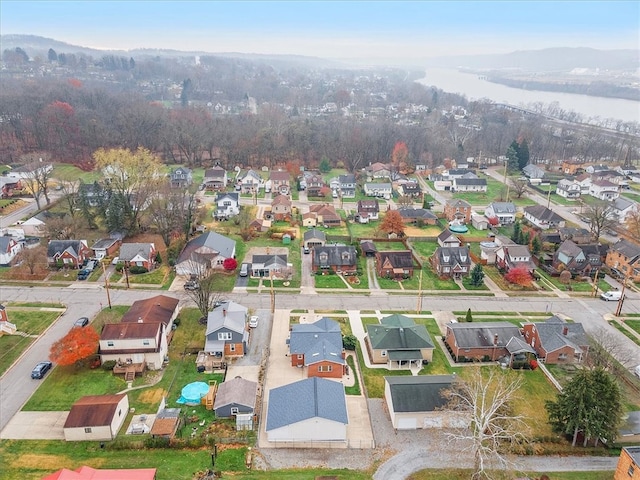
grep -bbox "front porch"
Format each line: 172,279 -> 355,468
386,350 -> 424,370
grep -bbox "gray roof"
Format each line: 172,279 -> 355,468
91,238 -> 119,250
447,322 -> 522,349
215,192 -> 239,203
385,375 -> 455,413
206,301 -> 247,336
251,254 -> 288,269
339,173 -> 356,184
177,231 -> 236,264
623,446 -> 640,465
397,208 -> 437,220
289,317 -> 344,366
610,239 -> 640,260
214,376 -> 257,410
303,228 -> 326,242
524,205 -> 564,224
530,316 -> 588,354
266,377 -> 348,431
0,236 -> 14,252
434,246 -> 471,268
505,336 -> 536,355
437,229 -> 460,244
367,315 -> 434,350
47,240 -> 86,258
446,199 -> 471,208
488,202 -> 516,214
455,178 -> 487,186
313,245 -> 357,267
612,197 -> 635,211
119,243 -> 153,262
376,251 -> 415,269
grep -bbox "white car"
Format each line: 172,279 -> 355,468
249,316 -> 259,328
634,365 -> 640,378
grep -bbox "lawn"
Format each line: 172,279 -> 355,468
315,273 -> 348,289
128,265 -> 171,285
0,309 -> 62,376
52,163 -> 101,183
623,319 -> 640,336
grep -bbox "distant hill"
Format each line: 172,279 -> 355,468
427,47 -> 639,72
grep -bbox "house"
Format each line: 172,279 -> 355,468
215,192 -> 240,219
288,317 -> 345,378
0,236 -> 21,266
522,163 -> 545,180
90,237 -> 121,260
20,214 -> 46,236
100,296 -> 178,371
271,194 -> 292,221
444,322 -> 531,362
452,177 -> 487,192
384,375 -> 462,430
269,170 -> 291,195
303,228 -> 326,249
120,242 -> 156,271
150,408 -> 181,439
303,204 -> 341,228
397,207 -> 438,225
175,231 -> 236,276
431,174 -> 453,191
366,314 -> 434,368
47,240 -> 91,269
357,200 -> 380,223
78,181 -> 109,207
611,197 -> 636,223
0,177 -> 22,197
375,250 -> 415,279
589,179 -> 620,201
484,202 -> 516,225
398,181 -> 422,198
214,376 -> 258,419
496,243 -> 535,273
239,169 -> 262,193
363,182 -> 392,198
204,301 -> 248,357
606,240 -> 640,282
203,167 -> 227,190
303,172 -> 326,197
312,245 -> 357,274
574,173 -> 592,194
523,205 -> 565,230
431,246 -> 471,279
42,466 -> 157,480
614,446 -> 640,480
437,229 -> 461,248
338,173 -> 357,198
445,168 -> 476,179
558,227 -> 592,244
552,239 -> 605,276
266,377 -> 348,443
365,162 -> 391,179
250,218 -> 271,233
63,394 -> 129,441
556,178 -> 581,199
168,167 -> 192,188
522,316 -> 589,364
444,199 -> 472,223
360,240 -> 377,257
7,162 -> 53,180
250,254 -> 289,278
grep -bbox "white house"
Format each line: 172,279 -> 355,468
266,377 -> 348,443
20,215 -> 46,236
215,192 -> 240,219
452,178 -> 487,192
63,394 -> 129,441
363,183 -> 392,198
523,205 -> 565,230
239,169 -> 262,193
589,180 -> 620,201
0,236 -> 21,266
611,197 -> 636,223
484,202 -> 516,225
555,179 -> 581,199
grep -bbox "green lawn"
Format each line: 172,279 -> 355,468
52,163 -> 100,183
128,266 -> 170,285
315,274 -> 348,289
623,319 -> 640,336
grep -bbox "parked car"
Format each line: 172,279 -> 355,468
634,365 -> 640,378
111,256 -> 120,265
303,246 -> 310,254
249,315 -> 259,328
31,361 -> 52,379
606,229 -> 618,237
77,269 -> 90,280
601,291 -> 622,301
74,317 -> 89,328
239,264 -> 249,277
184,280 -> 200,291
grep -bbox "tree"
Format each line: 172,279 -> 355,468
379,210 -> 405,237
504,266 -> 533,287
223,258 -> 238,271
584,201 -> 617,241
465,308 -> 473,322
517,139 -> 530,171
319,157 -> 331,173
50,327 -> 100,367
546,367 -> 622,447
505,141 -> 520,172
588,327 -> 638,375
342,334 -> 357,350
47,48 -> 57,63
397,195 -> 413,208
443,368 -> 529,480
15,245 -> 46,275
487,216 -> 499,227
470,264 -> 485,287
391,141 -> 409,171
531,235 -> 542,256
181,261 -> 227,319
511,222 -> 522,244
19,152 -> 53,209
510,177 -> 528,198
625,205 -> 640,238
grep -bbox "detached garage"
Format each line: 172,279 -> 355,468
63,393 -> 129,441
384,375 -> 462,430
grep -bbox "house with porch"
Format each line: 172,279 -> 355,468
552,240 -> 604,276
303,204 -> 341,228
495,243 -> 535,273
484,202 -> 517,225
204,301 -> 248,358
288,317 -> 345,379
444,199 -> 472,223
397,207 -> 438,225
168,167 -> 192,188
91,237 -> 121,260
338,173 -> 357,198
238,169 -> 262,193
364,183 -> 392,198
119,242 -> 156,271
63,394 -> 129,441
250,254 -> 289,278
303,172 -> 326,197
431,246 -> 471,279
303,228 -> 326,249
311,245 -> 357,274
397,181 -> 422,198
0,177 -> 22,197
444,322 -> 532,363
357,200 -> 380,223
269,170 -> 291,195
522,316 -> 589,364
375,250 -> 415,279
203,167 -> 227,190
0,236 -> 21,266
523,205 -> 565,230
365,162 -> 391,179
589,179 -> 620,201
556,178 -> 581,199
215,192 -> 240,219
366,314 -> 434,369
47,240 -> 92,269
175,231 -> 236,276
611,197 -> 636,223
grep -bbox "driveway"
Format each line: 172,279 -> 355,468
300,247 -> 315,293
2,411 -> 68,439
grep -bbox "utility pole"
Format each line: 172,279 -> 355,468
101,260 -> 112,309
591,267 -> 601,298
416,268 -> 423,314
615,274 -> 628,317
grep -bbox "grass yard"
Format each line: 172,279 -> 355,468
315,273 -> 348,289
128,265 -> 171,285
344,355 -> 361,395
610,322 -> 640,347
52,163 -> 100,183
623,319 -> 640,336
408,469 -> 613,480
0,309 -> 62,376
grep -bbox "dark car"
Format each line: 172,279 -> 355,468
74,317 -> 89,328
184,280 -> 200,291
31,361 -> 52,379
77,269 -> 90,280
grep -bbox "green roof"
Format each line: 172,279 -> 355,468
367,316 -> 434,351
388,350 -> 422,361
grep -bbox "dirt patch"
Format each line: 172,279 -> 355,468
0,199 -> 28,215
12,453 -> 104,470
244,246 -> 290,260
126,233 -> 167,260
138,388 -> 167,405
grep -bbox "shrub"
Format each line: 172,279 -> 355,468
342,334 -> 358,350
129,266 -> 148,274
101,360 -> 116,371
173,317 -> 181,326
530,359 -> 538,370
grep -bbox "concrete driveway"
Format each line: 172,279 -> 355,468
2,411 -> 68,439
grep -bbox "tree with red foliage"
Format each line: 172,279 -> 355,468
379,210 -> 405,237
50,327 -> 99,367
487,216 -> 499,226
504,266 -> 533,287
223,258 -> 238,271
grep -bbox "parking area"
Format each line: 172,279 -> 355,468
1,411 -> 68,440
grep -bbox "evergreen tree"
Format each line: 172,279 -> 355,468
465,308 -> 473,322
319,157 -> 331,173
531,235 -> 542,256
518,139 -> 530,170
505,141 -> 520,172
470,264 -> 485,287
511,222 -> 522,244
47,48 -> 58,63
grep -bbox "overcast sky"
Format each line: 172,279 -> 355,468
2,1 -> 638,62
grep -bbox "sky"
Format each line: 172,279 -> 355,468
1,1 -> 638,62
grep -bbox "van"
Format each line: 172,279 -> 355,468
239,264 -> 249,277
600,291 -> 622,301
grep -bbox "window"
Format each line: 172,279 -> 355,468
297,354 -> 303,360
107,341 -> 114,347
628,465 -> 635,476
230,407 -> 239,415
84,427 -> 92,433
318,365 -> 333,372
381,350 -> 387,357
118,409 -> 122,417
218,332 -> 232,341
229,344 -> 236,352
143,340 -> 150,346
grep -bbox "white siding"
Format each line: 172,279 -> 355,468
267,417 -> 346,442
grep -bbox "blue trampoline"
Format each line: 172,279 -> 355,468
176,381 -> 209,405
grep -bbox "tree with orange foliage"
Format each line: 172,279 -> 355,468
504,266 -> 533,287
50,327 -> 99,367
379,210 -> 405,237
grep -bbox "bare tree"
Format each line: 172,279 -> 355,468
19,152 -> 53,209
625,205 -> 640,238
41,214 -> 85,240
588,327 -> 638,373
584,201 -> 617,241
397,195 -> 414,208
442,368 -> 529,480
510,177 -> 528,199
181,259 -> 226,319
55,171 -> 82,217
15,245 -> 47,275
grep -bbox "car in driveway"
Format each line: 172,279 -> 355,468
73,317 -> 89,328
184,279 -> 200,291
31,361 -> 52,379
249,315 -> 259,328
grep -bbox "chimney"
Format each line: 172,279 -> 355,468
0,305 -> 7,322
493,333 -> 499,346
223,309 -> 227,317
562,326 -> 569,336
138,317 -> 143,323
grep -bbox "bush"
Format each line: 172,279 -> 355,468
101,360 -> 116,371
173,317 -> 181,326
342,334 -> 358,350
129,266 -> 148,274
144,436 -> 170,448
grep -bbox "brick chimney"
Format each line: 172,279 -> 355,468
562,326 -> 569,336
223,309 -> 227,317
493,333 -> 499,346
0,305 -> 7,322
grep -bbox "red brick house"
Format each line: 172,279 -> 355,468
375,250 -> 415,279
47,240 -> 92,269
312,245 -> 357,274
288,317 -> 345,379
522,316 -> 589,364
444,322 -> 530,362
444,199 -> 472,223
120,243 -> 157,271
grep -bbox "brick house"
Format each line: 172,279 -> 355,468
357,200 -> 380,223
119,243 -> 156,271
288,317 -> 345,379
444,322 -> 530,362
614,446 -> 640,480
606,240 -> 640,282
47,240 -> 92,269
303,204 -> 341,228
375,250 -> 415,279
431,246 -> 471,279
397,207 -> 438,225
444,199 -> 472,223
522,316 -> 589,364
312,245 -> 357,274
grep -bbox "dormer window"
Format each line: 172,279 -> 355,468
319,252 -> 329,263
342,251 -> 350,261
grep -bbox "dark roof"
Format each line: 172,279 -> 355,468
303,228 -> 326,242
360,240 -> 377,254
455,178 -> 487,186
47,240 -> 86,258
64,394 -> 126,428
530,316 -> 589,354
100,322 -> 162,341
446,199 -> 471,208
177,231 -> 236,264
437,229 -> 460,244
397,208 -> 437,220
524,205 -> 564,223
122,295 -> 179,326
385,375 -> 455,413
367,315 -> 434,350
357,200 -> 380,212
610,239 -> 640,260
434,246 -> 471,267
313,245 -> 357,267
289,317 -> 344,366
266,377 -> 348,431
214,377 -> 258,410
376,251 -> 414,269
447,322 -> 522,349
91,238 -> 119,250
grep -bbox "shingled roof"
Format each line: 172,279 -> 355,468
367,314 -> 434,350
64,394 -> 126,428
122,295 -> 179,326
385,375 -> 455,413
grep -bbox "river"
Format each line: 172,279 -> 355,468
417,68 -> 640,124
